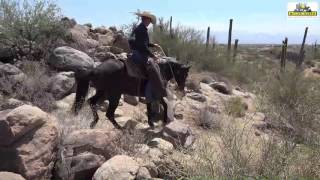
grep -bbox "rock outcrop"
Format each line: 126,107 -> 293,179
92,155 -> 140,180
54,129 -> 121,180
0,172 -> 26,180
49,72 -> 75,100
0,105 -> 59,180
49,46 -> 94,78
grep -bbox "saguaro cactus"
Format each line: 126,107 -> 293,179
233,39 -> 239,62
227,19 -> 233,60
206,26 -> 210,50
280,37 -> 288,72
297,27 -> 308,67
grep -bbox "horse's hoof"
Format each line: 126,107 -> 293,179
148,122 -> 155,129
113,123 -> 123,130
90,121 -> 97,129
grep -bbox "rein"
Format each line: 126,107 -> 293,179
167,62 -> 178,87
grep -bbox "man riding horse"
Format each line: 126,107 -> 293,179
72,11 -> 191,129
129,11 -> 167,103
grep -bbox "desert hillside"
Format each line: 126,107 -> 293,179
1,1 -> 320,180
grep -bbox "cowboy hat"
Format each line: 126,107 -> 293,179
135,11 -> 157,24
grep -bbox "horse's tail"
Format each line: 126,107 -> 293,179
72,72 -> 92,115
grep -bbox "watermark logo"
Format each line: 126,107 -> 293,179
288,2 -> 318,18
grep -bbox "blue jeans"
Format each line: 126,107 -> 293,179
132,50 -> 153,102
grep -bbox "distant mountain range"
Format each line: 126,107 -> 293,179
213,31 -> 319,44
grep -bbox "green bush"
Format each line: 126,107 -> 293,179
259,70 -> 320,147
225,97 -> 247,117
0,0 -> 66,61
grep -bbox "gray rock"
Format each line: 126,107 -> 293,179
0,63 -> 22,76
55,129 -> 121,180
49,46 -> 94,77
162,121 -> 195,148
94,51 -> 117,62
113,33 -> 130,52
0,98 -> 24,110
148,138 -> 174,151
187,92 -> 206,102
0,172 -> 26,180
98,33 -> 115,46
210,82 -> 232,95
49,72 -> 75,100
136,167 -> 152,180
0,105 -> 59,180
123,95 -> 139,106
92,155 -> 139,180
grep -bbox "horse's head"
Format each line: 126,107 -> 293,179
166,61 -> 191,92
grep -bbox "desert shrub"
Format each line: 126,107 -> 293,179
225,97 -> 247,117
150,18 -> 268,87
198,105 -> 222,130
259,70 -> 320,146
0,0 -> 66,61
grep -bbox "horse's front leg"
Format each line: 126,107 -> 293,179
89,91 -> 103,128
106,94 -> 122,129
147,102 -> 155,128
160,98 -> 169,125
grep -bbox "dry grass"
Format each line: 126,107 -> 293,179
0,61 -> 56,111
225,97 -> 247,118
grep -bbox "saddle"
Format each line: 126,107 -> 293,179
122,54 -> 147,79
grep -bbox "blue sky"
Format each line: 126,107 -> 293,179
57,0 -> 320,44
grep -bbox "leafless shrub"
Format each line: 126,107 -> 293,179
112,129 -> 146,157
0,61 -> 55,111
198,105 -> 222,130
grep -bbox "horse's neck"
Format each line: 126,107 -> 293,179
160,62 -> 175,82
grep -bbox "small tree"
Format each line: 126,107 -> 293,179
0,0 -> 66,61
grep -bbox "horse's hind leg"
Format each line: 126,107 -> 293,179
147,103 -> 155,128
89,90 -> 103,128
160,98 -> 169,125
106,94 -> 122,129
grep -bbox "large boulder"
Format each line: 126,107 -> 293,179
113,33 -> 130,53
187,92 -> 206,102
123,95 -> 139,106
67,24 -> 99,49
0,98 -> 24,111
0,63 -> 22,76
48,46 -> 94,78
55,129 -> 121,180
49,72 -> 75,100
148,138 -> 174,152
210,82 -> 232,95
0,172 -> 26,180
0,105 -> 59,180
92,155 -> 140,180
97,33 -> 115,46
161,121 -> 195,148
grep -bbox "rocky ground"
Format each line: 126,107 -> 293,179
1,18 -> 319,180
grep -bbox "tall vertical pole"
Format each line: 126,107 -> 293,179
169,16 -> 173,38
297,27 -> 308,67
280,37 -> 288,72
206,26 -> 210,50
233,39 -> 239,62
227,19 -> 233,60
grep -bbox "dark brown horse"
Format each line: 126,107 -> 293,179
73,58 -> 190,129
